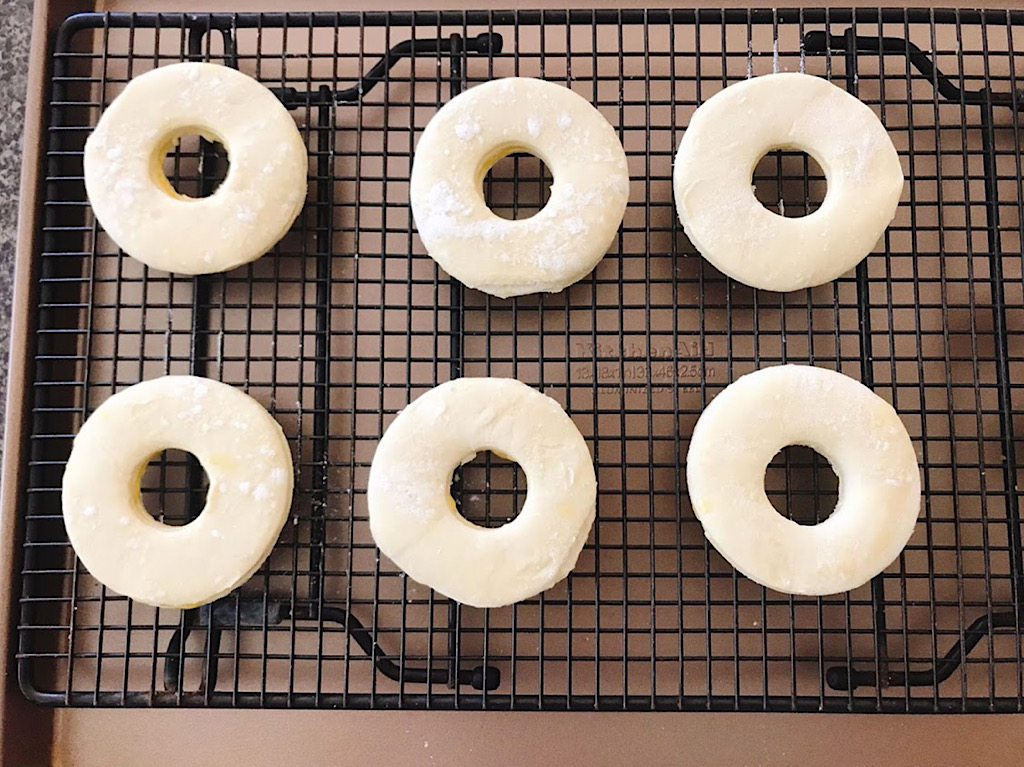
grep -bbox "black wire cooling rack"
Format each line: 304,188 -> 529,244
15,8 -> 1024,713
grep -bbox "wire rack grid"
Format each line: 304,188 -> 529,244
14,7 -> 1024,713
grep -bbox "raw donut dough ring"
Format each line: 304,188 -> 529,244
673,72 -> 904,292
84,62 -> 308,275
686,365 -> 921,596
368,378 -> 597,608
410,77 -> 631,298
62,376 -> 294,609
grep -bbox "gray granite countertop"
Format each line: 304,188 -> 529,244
0,0 -> 32,457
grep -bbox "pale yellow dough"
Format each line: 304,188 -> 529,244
61,376 -> 294,609
367,378 -> 597,608
410,77 -> 630,298
686,365 -> 921,596
84,62 -> 308,275
674,72 -> 904,292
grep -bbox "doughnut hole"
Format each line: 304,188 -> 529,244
452,451 -> 527,529
159,132 -> 230,199
483,151 -> 552,220
764,445 -> 839,525
751,148 -> 827,218
140,449 -> 210,527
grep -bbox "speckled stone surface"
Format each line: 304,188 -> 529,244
0,0 -> 33,457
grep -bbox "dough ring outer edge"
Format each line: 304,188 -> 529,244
410,77 -> 630,298
84,62 -> 308,275
367,377 -> 597,608
673,72 -> 904,292
61,375 -> 294,609
686,364 -> 921,596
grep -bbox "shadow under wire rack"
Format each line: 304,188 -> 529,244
14,8 -> 1024,712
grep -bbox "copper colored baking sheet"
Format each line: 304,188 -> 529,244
4,1 -> 1024,765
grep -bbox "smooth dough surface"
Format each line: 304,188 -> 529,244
673,72 -> 904,292
686,365 -> 921,595
410,77 -> 630,298
62,376 -> 294,609
368,378 -> 597,608
84,62 -> 308,275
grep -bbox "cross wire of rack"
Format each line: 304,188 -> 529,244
14,8 -> 1024,713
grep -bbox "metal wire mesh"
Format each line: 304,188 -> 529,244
15,8 -> 1024,712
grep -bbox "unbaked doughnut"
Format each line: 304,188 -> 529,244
410,77 -> 630,298
367,378 -> 597,608
674,72 -> 904,291
84,62 -> 308,275
686,365 -> 920,595
62,376 -> 294,609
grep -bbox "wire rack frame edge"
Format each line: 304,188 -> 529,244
15,7 -> 1024,712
